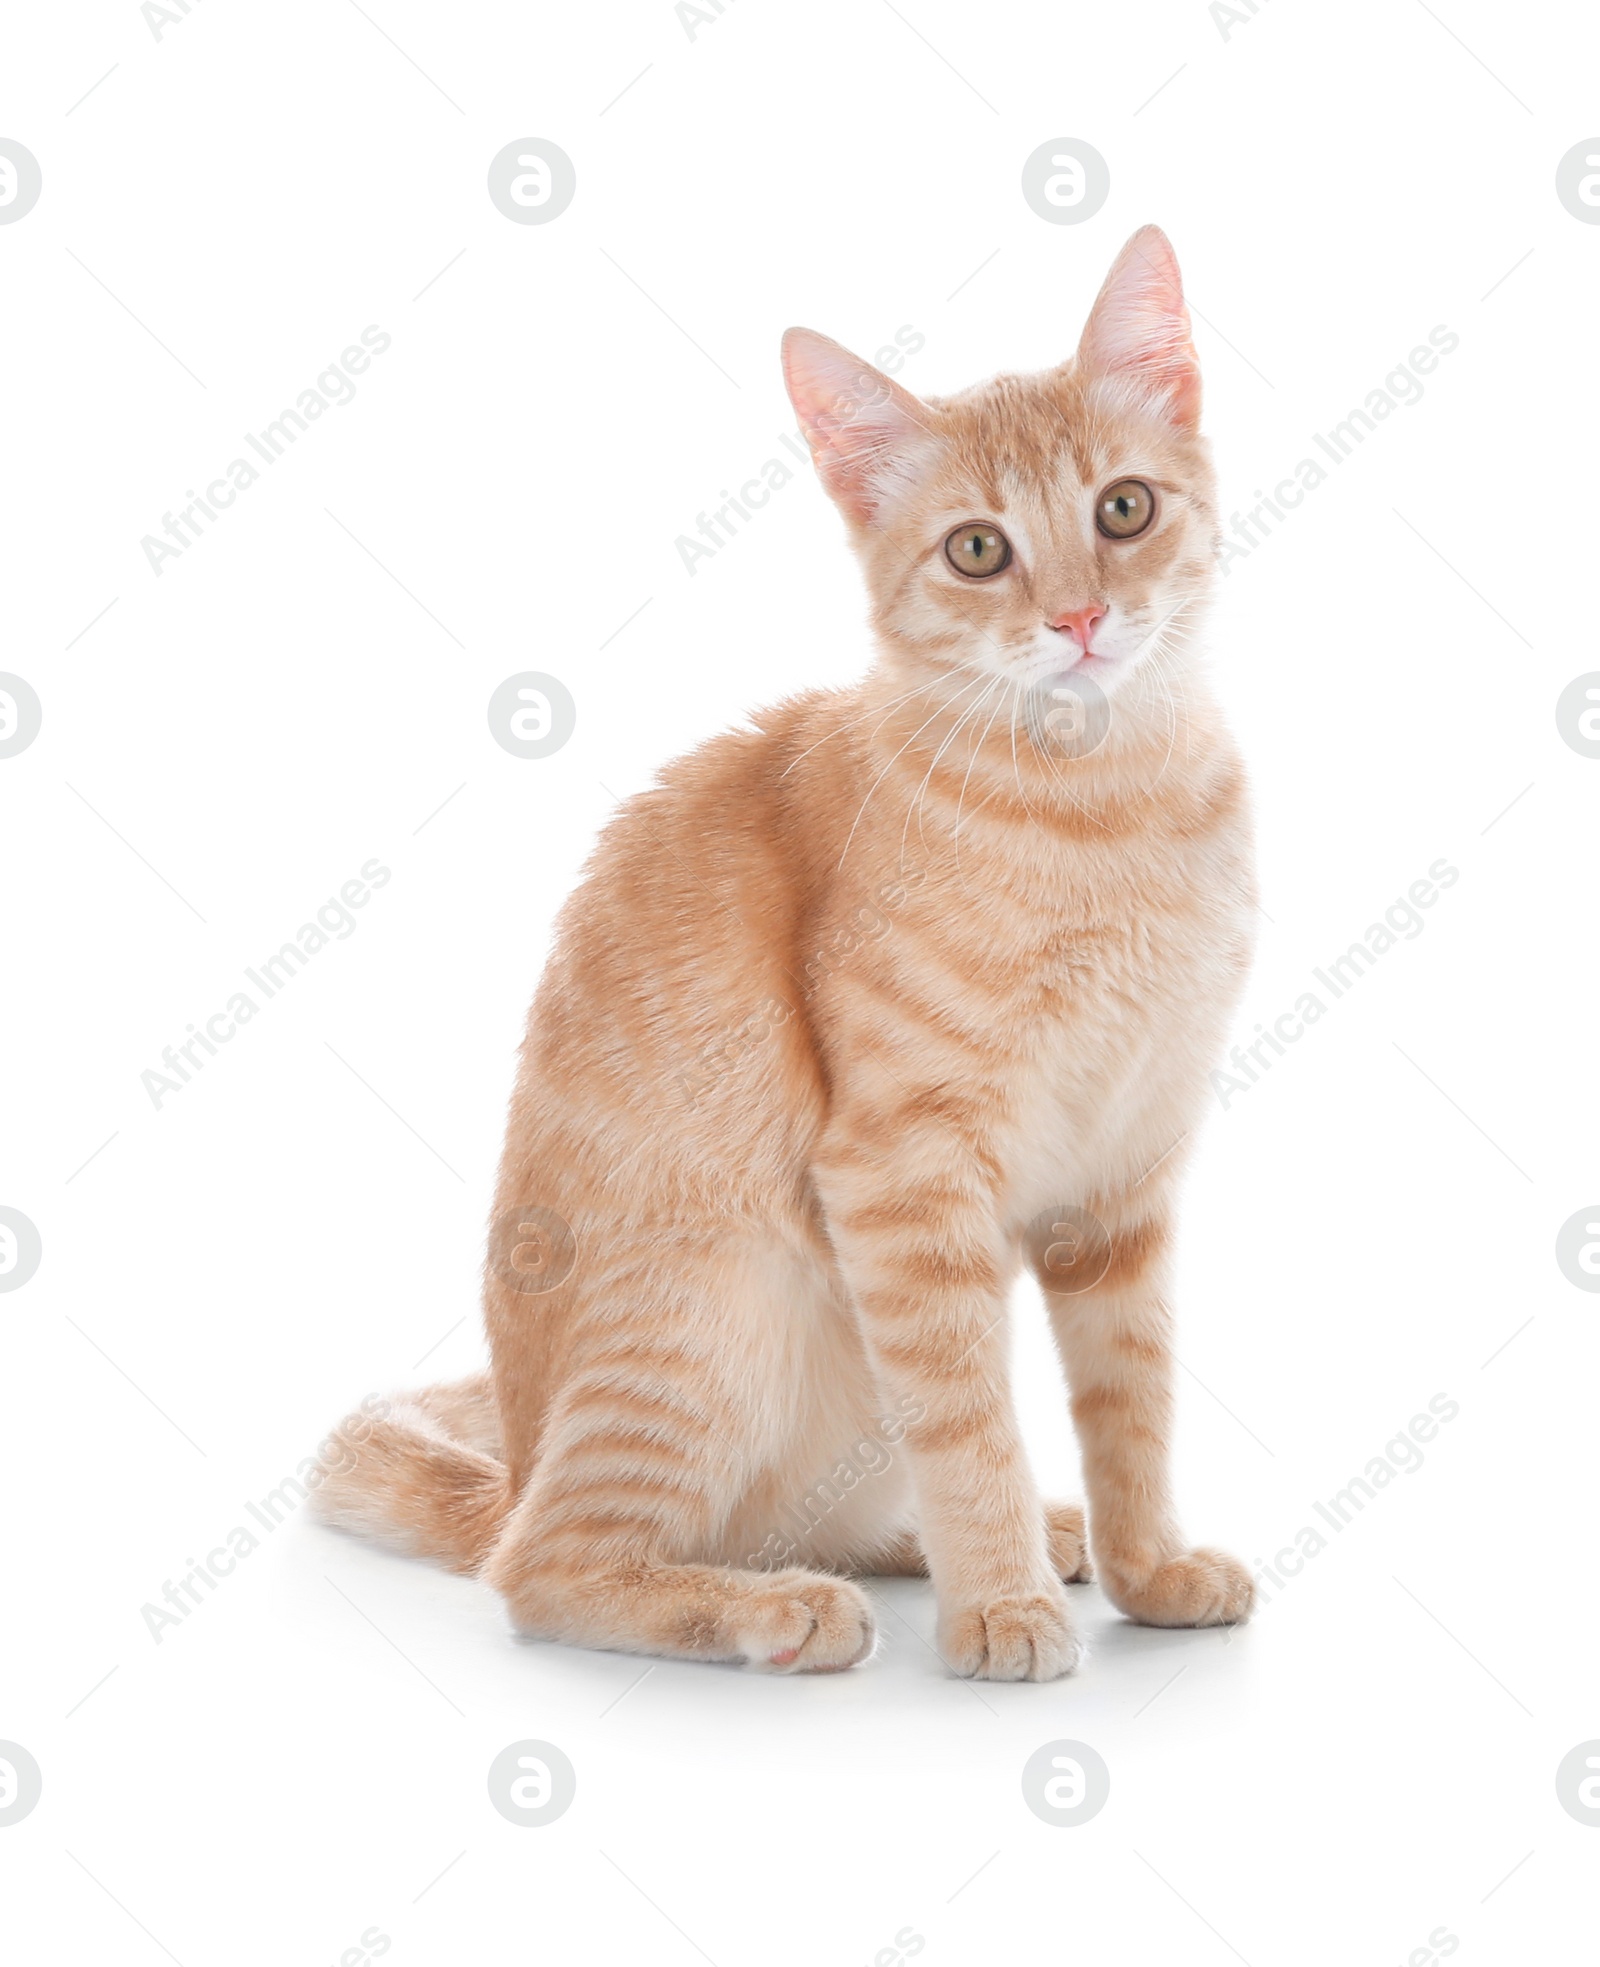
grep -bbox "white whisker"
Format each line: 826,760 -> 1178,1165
902,675 -> 1005,874
778,676 -> 939,780
837,672 -> 989,874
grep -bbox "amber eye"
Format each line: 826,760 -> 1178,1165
943,523 -> 1012,578
1096,478 -> 1156,540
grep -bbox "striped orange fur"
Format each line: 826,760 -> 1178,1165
314,226 -> 1256,1679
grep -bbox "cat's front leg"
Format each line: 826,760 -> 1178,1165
1033,1193 -> 1254,1628
816,1101 -> 1080,1682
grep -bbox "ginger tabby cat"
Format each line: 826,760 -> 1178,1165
315,226 -> 1256,1681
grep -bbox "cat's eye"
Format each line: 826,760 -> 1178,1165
943,523 -> 1012,578
1096,478 -> 1156,540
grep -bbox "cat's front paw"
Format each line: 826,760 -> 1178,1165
939,1588 -> 1083,1681
1106,1547 -> 1253,1628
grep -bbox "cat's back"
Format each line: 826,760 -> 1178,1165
517,685 -> 868,1124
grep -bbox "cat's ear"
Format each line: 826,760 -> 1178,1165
781,329 -> 934,524
1075,225 -> 1201,428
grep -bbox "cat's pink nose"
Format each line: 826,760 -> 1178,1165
1048,604 -> 1106,651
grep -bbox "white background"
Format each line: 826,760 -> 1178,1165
3,1 -> 1597,1961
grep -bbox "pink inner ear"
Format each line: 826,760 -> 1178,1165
781,329 -> 929,523
1078,226 -> 1201,426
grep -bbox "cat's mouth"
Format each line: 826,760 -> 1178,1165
1019,643 -> 1123,687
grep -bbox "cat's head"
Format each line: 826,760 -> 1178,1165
782,227 -> 1218,712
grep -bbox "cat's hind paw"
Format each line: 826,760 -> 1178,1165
1043,1501 -> 1093,1583
734,1573 -> 877,1673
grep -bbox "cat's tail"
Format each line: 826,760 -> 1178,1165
310,1371 -> 512,1575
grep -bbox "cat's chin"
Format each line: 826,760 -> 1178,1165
1013,650 -> 1134,694
1077,652 -> 1151,692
